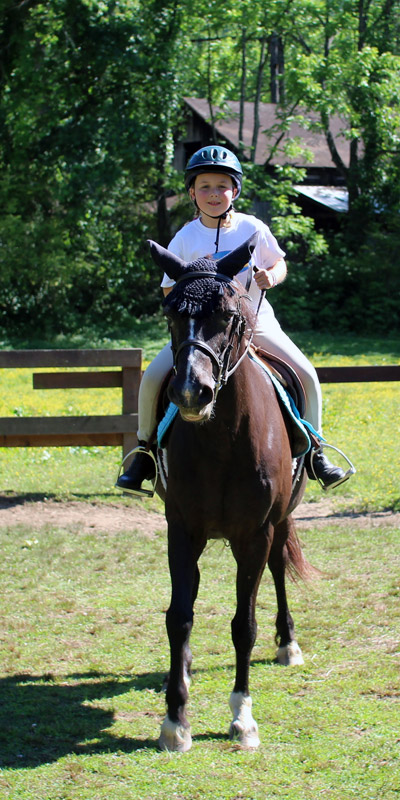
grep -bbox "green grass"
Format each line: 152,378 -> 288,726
1,327 -> 399,512
0,325 -> 399,798
0,520 -> 399,798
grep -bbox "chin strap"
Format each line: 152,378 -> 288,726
197,204 -> 233,253
213,205 -> 232,252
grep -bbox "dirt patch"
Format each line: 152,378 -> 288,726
0,496 -> 165,536
0,495 -> 399,534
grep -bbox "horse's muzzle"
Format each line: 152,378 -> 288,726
168,370 -> 215,422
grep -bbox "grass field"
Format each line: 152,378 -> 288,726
0,517 -> 398,799
0,326 -> 399,798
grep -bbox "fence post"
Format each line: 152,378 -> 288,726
122,366 -> 141,466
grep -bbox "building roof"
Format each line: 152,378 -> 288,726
294,185 -> 349,212
184,97 -> 350,170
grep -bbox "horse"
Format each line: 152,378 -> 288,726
148,232 -> 311,752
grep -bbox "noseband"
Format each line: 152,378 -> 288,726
170,271 -> 253,393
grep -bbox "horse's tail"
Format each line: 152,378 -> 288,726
284,520 -> 318,583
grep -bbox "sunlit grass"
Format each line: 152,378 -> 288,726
0,519 -> 399,798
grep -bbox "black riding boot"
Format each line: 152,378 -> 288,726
116,441 -> 156,497
306,448 -> 348,491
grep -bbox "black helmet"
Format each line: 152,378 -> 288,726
184,145 -> 243,198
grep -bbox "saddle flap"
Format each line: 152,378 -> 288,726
251,346 -> 306,419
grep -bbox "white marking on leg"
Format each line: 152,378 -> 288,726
158,714 -> 192,753
276,640 -> 304,666
229,691 -> 260,749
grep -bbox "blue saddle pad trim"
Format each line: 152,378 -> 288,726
158,402 -> 179,448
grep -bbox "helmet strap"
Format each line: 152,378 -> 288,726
197,204 -> 233,252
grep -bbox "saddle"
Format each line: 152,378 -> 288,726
250,346 -> 306,419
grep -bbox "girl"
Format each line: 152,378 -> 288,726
117,145 -> 354,496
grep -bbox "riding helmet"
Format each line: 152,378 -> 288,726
184,145 -> 243,198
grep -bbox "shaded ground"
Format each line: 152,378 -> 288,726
0,494 -> 399,533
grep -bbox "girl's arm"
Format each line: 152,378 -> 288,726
253,258 -> 287,290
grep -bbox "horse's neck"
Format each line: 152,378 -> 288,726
216,356 -> 258,424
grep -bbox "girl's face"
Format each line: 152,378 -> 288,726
190,172 -> 237,224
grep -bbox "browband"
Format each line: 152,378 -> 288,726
174,270 -> 234,286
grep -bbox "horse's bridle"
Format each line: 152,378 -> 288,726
169,271 -> 255,394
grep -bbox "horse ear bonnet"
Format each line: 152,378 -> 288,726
148,232 -> 259,316
215,232 -> 259,279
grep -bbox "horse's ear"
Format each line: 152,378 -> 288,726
216,232 -> 259,279
147,240 -> 187,281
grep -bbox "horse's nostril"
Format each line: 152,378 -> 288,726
168,374 -> 214,411
199,384 -> 213,406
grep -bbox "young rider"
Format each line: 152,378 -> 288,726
116,145 -> 354,496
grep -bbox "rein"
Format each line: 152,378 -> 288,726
171,271 -> 262,394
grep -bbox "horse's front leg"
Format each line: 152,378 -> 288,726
158,524 -> 203,753
229,532 -> 270,749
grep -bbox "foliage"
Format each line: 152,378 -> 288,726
0,0 -> 400,336
0,0 -> 187,335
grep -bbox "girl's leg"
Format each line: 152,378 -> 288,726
253,312 -> 322,432
253,311 -> 352,490
137,342 -> 174,441
116,342 -> 173,495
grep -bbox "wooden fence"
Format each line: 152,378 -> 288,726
0,352 -> 399,458
0,349 -> 142,459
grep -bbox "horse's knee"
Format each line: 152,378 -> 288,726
166,609 -> 193,644
231,615 -> 257,654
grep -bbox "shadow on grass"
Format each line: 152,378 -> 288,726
0,492 -> 121,509
0,661 -> 279,766
0,670 -> 166,767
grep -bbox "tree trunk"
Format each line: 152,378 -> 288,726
251,35 -> 268,163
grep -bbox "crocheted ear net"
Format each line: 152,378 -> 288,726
163,256 -> 235,317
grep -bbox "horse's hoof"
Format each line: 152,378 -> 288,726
158,715 -> 192,753
229,692 -> 260,749
229,719 -> 260,749
276,641 -> 304,666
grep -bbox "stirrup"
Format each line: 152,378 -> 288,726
116,445 -> 158,498
309,442 -> 356,492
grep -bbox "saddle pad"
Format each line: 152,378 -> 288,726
157,401 -> 179,449
249,351 -> 315,458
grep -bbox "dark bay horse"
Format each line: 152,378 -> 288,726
149,233 -> 311,752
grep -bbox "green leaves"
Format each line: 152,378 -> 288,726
1,0 -> 400,337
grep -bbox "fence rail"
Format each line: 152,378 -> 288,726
316,365 -> 400,383
0,349 -> 142,458
0,353 -> 399,455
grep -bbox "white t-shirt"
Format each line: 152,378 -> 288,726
161,212 -> 285,313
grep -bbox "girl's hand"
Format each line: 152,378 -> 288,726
253,267 -> 277,290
